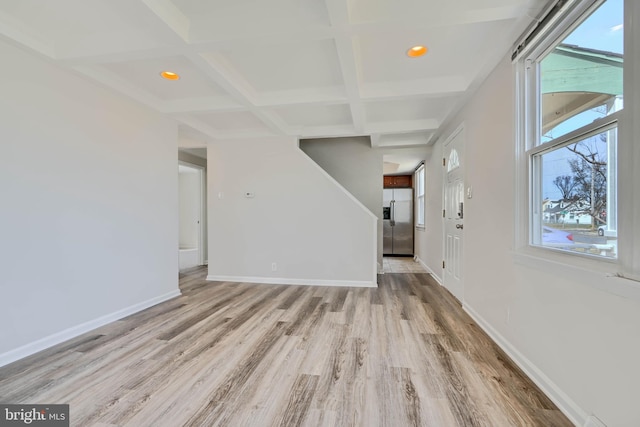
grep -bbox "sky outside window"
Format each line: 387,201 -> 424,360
539,0 -> 623,201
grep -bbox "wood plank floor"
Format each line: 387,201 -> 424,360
0,268 -> 573,427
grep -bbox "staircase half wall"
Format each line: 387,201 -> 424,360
206,136 -> 377,287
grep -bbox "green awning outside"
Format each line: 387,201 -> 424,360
540,44 -> 623,133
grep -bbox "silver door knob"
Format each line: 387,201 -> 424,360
456,224 -> 464,229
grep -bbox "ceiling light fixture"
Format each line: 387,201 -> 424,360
407,45 -> 427,58
160,71 -> 180,80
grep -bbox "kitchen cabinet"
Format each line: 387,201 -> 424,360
383,175 -> 412,188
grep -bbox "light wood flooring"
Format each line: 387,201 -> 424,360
382,256 -> 428,274
0,267 -> 573,427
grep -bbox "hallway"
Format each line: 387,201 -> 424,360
382,256 -> 428,274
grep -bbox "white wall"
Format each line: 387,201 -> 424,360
0,40 -> 179,364
207,137 -> 377,286
420,54 -> 640,426
299,137 -> 383,271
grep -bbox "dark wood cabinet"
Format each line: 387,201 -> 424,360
383,175 -> 412,188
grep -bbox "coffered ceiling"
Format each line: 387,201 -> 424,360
0,0 -> 547,148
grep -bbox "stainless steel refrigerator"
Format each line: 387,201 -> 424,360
383,188 -> 413,255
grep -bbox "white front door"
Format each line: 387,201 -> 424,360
443,127 -> 465,302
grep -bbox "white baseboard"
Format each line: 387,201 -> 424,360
463,304 -> 588,427
207,275 -> 376,288
583,415 -> 606,427
0,289 -> 181,368
416,256 -> 444,285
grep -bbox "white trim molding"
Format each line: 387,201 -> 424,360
415,256 -> 444,286
207,275 -> 377,288
0,290 -> 181,368
463,303 -> 589,427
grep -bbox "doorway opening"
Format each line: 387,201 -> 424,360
178,156 -> 207,270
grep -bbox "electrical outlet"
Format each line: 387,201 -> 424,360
506,306 -> 511,325
271,262 -> 277,271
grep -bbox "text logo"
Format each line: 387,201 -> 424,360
0,405 -> 69,427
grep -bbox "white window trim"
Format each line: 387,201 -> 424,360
514,0 -> 640,300
415,164 -> 425,229
529,117 -> 619,252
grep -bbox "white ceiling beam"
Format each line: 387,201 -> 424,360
54,31 -> 334,66
366,119 -> 439,134
188,29 -> 335,51
248,109 -> 294,137
297,125 -> 359,139
71,64 -> 164,111
370,134 -> 381,147
51,0 -> 189,60
0,12 -> 55,57
324,0 -> 365,134
161,97 -> 244,114
0,0 -> 541,150
348,2 -> 533,32
462,5 -> 534,24
360,76 -> 469,99
139,0 -> 191,42
184,52 -> 258,106
377,132 -> 432,147
178,125 -> 214,146
174,115 -> 223,140
176,113 -> 280,140
188,52 -> 290,135
136,0 -> 290,136
57,47 -> 185,66
377,140 -> 429,148
255,89 -> 348,108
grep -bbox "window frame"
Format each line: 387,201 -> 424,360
514,0 -> 640,294
415,164 -> 425,228
528,115 -> 620,256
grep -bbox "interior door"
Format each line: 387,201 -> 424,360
443,128 -> 465,301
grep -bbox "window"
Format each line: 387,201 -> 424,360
415,164 -> 425,227
518,0 -> 623,260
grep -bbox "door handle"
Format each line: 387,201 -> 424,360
456,224 -> 464,229
391,200 -> 395,226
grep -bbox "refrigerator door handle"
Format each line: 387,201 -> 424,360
390,200 -> 395,226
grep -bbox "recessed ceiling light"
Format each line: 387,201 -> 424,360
407,45 -> 427,58
160,71 -> 180,80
